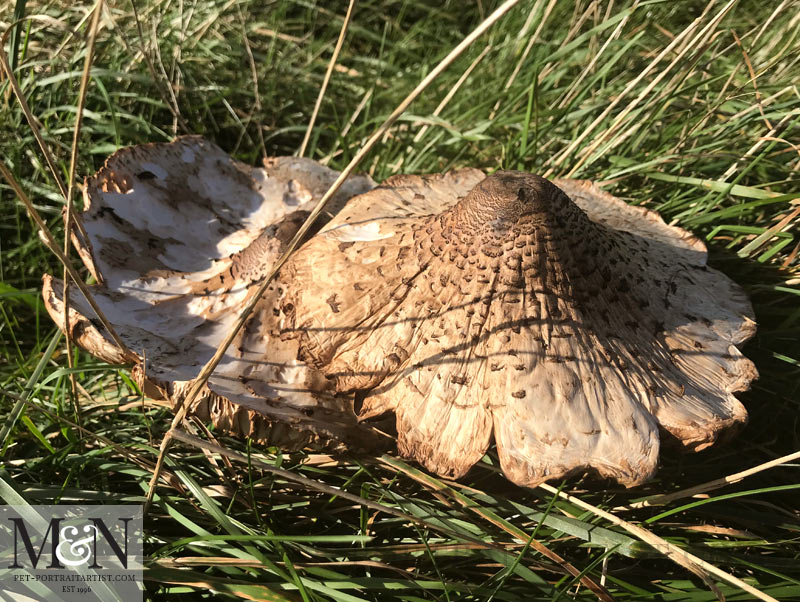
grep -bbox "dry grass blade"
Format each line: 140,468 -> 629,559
142,0 -> 523,514
391,44 -> 491,172
319,87 -> 372,165
297,0 -> 357,158
0,161 -> 135,359
563,0 -> 736,177
619,449 -> 800,510
414,45 -> 490,145
558,0 -> 639,108
62,0 -> 104,434
380,456 -> 615,602
537,483 -> 779,602
747,0 -> 793,64
0,387 -> 163,479
0,24 -> 69,199
720,109 -> 800,181
489,0 -> 557,120
544,1 -> 722,175
236,3 -> 267,158
740,205 -> 800,257
732,30 -> 772,130
168,429 -> 539,557
129,1 -> 190,133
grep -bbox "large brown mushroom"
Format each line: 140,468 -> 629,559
279,170 -> 757,486
44,137 -> 757,487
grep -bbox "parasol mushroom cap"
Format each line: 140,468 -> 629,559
280,169 -> 757,486
43,136 -> 378,448
43,138 -> 757,486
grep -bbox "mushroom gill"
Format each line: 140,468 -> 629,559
42,136 -> 378,449
281,170 -> 757,486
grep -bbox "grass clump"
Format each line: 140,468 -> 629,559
1,1 -> 798,600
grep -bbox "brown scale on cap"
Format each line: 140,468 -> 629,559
42,138 -> 757,488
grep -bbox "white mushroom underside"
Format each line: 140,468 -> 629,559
44,137 -> 378,448
43,137 -> 757,487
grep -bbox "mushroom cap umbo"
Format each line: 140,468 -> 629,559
281,170 -> 757,486
43,136 -> 379,449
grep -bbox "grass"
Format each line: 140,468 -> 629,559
1,0 -> 799,600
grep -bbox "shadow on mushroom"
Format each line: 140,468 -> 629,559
42,137 -> 757,489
